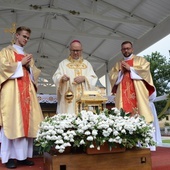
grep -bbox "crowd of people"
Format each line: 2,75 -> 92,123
0,26 -> 161,168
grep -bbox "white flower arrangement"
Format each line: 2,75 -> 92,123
35,108 -> 156,154
35,114 -> 76,153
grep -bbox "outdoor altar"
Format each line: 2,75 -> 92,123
35,108 -> 155,170
35,91 -> 155,170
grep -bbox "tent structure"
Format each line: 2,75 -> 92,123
0,0 -> 170,94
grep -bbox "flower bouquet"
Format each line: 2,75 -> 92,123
35,108 -> 156,154
35,113 -> 76,154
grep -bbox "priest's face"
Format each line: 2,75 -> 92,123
121,43 -> 133,58
70,42 -> 82,60
15,30 -> 30,47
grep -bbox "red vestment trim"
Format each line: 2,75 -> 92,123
122,59 -> 137,115
143,81 -> 155,96
15,52 -> 30,136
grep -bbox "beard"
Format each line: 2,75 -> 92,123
123,52 -> 132,58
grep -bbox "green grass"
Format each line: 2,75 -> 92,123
162,139 -> 170,144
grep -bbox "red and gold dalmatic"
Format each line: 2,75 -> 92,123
109,55 -> 155,123
0,45 -> 44,139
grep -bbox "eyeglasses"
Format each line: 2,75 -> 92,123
121,47 -> 132,51
20,34 -> 30,40
70,50 -> 82,53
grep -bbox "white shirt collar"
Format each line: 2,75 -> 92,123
13,44 -> 24,55
124,54 -> 133,61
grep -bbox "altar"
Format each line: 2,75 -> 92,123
44,148 -> 152,170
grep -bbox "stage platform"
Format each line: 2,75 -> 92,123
0,147 -> 170,170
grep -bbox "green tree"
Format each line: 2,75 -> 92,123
144,52 -> 170,119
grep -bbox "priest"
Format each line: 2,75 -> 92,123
109,41 -> 161,150
53,40 -> 98,114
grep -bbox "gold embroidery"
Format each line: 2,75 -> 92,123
66,56 -> 89,114
123,73 -> 136,108
67,56 -> 87,69
67,62 -> 87,69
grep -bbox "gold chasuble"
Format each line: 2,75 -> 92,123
0,45 -> 44,139
109,55 -> 155,123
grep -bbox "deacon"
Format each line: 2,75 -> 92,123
0,26 -> 44,168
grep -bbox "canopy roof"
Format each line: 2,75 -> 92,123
0,0 -> 170,94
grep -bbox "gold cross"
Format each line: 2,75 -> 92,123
4,23 -> 17,44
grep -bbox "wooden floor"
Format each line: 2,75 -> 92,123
0,147 -> 170,170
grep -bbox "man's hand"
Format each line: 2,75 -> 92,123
62,74 -> 70,82
74,76 -> 85,84
22,54 -> 32,66
121,61 -> 130,73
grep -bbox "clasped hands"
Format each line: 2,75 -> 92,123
62,74 -> 85,84
22,54 -> 32,67
120,61 -> 130,73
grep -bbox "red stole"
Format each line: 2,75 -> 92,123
121,59 -> 137,115
15,52 -> 30,136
